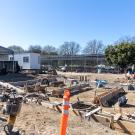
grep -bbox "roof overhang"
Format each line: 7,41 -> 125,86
0,46 -> 14,55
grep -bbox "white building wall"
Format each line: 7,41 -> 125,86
9,53 -> 31,69
30,53 -> 40,69
9,53 -> 40,70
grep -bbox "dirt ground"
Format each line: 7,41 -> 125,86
0,104 -> 126,135
14,104 -> 126,135
0,72 -> 134,135
0,73 -> 35,82
57,71 -> 126,83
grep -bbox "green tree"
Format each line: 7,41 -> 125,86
105,42 -> 135,72
115,36 -> 135,44
8,45 -> 24,53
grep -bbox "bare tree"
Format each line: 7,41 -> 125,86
59,42 -> 80,55
115,36 -> 135,44
83,40 -> 104,54
42,45 -> 58,55
8,45 -> 24,53
28,45 -> 42,53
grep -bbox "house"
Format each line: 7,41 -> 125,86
9,53 -> 41,70
0,46 -> 14,61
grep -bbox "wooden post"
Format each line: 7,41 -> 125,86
110,115 -> 115,130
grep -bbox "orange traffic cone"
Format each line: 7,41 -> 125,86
60,89 -> 70,135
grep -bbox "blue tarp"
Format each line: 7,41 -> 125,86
96,79 -> 108,87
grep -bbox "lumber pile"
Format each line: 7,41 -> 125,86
51,83 -> 91,97
23,84 -> 47,93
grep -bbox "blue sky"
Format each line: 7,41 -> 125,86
0,0 -> 135,49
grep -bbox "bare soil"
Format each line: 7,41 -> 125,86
0,72 -> 134,135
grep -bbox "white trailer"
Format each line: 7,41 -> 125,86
9,53 -> 40,70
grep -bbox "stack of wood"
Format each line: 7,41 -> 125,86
51,83 -> 91,97
23,83 -> 47,93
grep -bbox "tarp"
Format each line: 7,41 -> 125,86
96,79 -> 108,87
0,46 -> 14,55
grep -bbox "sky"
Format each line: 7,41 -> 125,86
0,0 -> 135,50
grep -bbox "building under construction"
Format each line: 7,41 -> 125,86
41,54 -> 105,71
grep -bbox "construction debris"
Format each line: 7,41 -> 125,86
0,72 -> 134,135
51,83 -> 91,97
0,81 -> 24,94
71,99 -> 101,118
71,98 -> 135,134
23,93 -> 50,104
93,87 -> 126,107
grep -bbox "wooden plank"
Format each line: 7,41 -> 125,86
85,107 -> 101,117
114,113 -> 121,122
92,114 -> 111,127
114,120 -> 135,135
122,117 -> 135,124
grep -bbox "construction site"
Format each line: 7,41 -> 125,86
0,1 -> 135,134
0,69 -> 134,135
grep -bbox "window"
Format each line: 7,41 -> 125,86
10,57 -> 14,61
23,56 -> 29,63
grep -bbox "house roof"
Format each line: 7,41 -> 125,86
0,46 -> 14,55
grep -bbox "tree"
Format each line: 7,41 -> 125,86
8,45 -> 24,53
105,42 -> 135,72
59,42 -> 80,55
42,45 -> 58,55
28,45 -> 42,53
115,36 -> 135,44
83,40 -> 105,54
